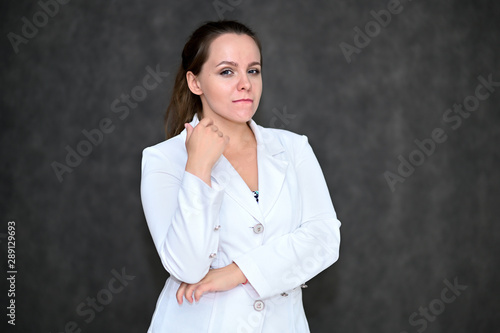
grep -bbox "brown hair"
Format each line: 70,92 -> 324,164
164,20 -> 262,139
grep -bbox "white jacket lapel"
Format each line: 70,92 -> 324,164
211,155 -> 264,222
186,115 -> 289,223
250,121 -> 289,219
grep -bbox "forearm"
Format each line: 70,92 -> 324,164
141,147 -> 224,283
235,135 -> 341,299
234,215 -> 340,299
160,174 -> 223,282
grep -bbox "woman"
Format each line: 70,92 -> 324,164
141,20 -> 341,332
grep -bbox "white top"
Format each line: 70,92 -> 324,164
141,114 -> 341,332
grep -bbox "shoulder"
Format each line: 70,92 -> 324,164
141,131 -> 187,174
257,124 -> 309,152
144,131 -> 186,156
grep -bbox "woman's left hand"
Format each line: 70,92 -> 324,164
176,262 -> 247,304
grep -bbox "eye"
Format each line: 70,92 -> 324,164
248,68 -> 261,75
220,69 -> 233,76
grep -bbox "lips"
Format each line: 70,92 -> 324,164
233,99 -> 253,103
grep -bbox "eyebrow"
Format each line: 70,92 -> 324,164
215,60 -> 261,67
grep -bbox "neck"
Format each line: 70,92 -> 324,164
199,112 -> 256,149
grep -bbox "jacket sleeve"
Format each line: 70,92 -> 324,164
233,135 -> 341,299
140,146 -> 224,284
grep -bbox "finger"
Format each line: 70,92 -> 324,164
176,283 -> 187,305
194,285 -> 206,302
211,125 -> 218,132
217,131 -> 223,137
184,123 -> 193,141
185,284 -> 197,303
199,117 -> 214,127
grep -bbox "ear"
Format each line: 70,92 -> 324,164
186,71 -> 203,95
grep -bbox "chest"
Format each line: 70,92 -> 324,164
224,147 -> 258,192
211,156 -> 302,267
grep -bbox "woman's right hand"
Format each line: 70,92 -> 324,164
184,117 -> 229,186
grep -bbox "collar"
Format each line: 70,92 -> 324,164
186,113 -> 285,156
183,113 -> 288,220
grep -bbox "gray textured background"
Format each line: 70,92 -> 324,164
1,0 -> 500,332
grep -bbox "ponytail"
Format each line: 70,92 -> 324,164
164,65 -> 202,138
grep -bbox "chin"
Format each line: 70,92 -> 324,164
226,108 -> 256,123
236,112 -> 256,123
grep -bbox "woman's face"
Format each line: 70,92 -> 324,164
188,33 -> 262,125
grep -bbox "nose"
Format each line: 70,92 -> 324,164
238,73 -> 251,91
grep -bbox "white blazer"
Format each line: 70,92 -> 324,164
141,114 -> 341,333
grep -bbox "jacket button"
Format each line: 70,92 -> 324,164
214,225 -> 221,231
253,223 -> 264,234
209,253 -> 217,259
281,292 -> 288,297
253,300 -> 265,311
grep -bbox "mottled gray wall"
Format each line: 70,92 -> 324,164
1,0 -> 499,332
